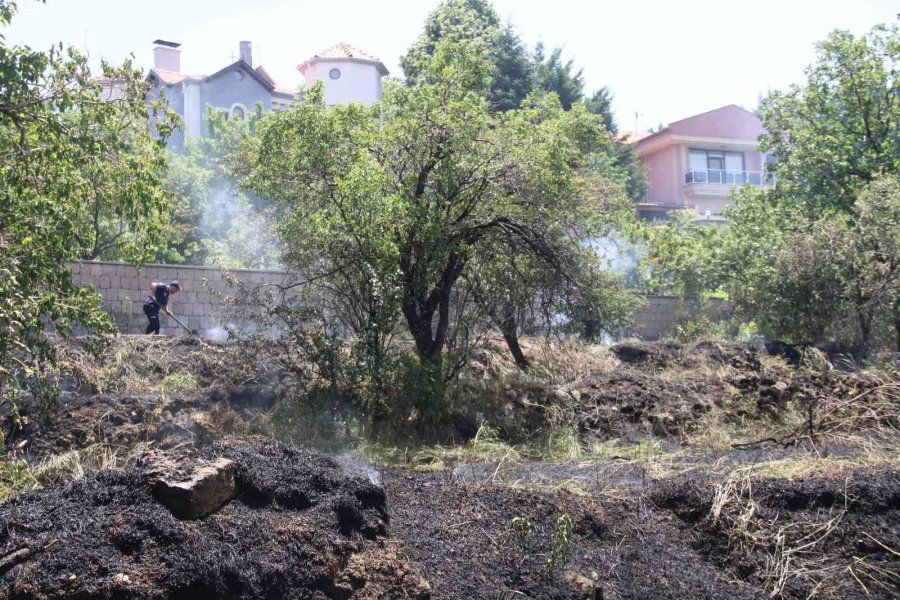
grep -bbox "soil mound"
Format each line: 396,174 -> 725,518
610,340 -> 760,371
610,341 -> 681,367
0,436 -> 429,599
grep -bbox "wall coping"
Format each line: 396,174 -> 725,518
69,260 -> 292,277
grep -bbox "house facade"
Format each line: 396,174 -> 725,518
147,40 -> 387,150
632,105 -> 771,221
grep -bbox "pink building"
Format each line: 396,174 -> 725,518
632,105 -> 770,221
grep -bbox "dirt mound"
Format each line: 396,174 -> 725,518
509,340 -> 897,445
569,370 -> 719,439
610,342 -> 682,368
0,437 -> 429,599
652,470 -> 900,599
17,392 -> 251,459
611,340 -> 760,371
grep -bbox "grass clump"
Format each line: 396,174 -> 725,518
156,372 -> 198,392
0,442 -> 150,502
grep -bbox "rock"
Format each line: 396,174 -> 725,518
563,570 -> 602,599
150,457 -> 236,519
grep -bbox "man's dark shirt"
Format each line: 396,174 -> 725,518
144,284 -> 169,313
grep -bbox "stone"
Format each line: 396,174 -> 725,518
150,458 -> 236,520
563,570 -> 602,599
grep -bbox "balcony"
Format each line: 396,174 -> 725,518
684,170 -> 770,186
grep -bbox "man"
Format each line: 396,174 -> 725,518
144,280 -> 181,335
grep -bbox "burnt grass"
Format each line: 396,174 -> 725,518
0,338 -> 898,598
651,471 -> 900,599
3,454 -> 898,599
0,437 -> 429,600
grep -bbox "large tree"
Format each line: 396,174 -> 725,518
401,0 -> 533,112
759,21 -> 900,215
245,42 -> 632,402
0,0 -> 174,406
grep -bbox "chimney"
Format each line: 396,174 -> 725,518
153,39 -> 181,72
239,41 -> 252,67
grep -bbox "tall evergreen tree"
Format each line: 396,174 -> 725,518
584,87 -> 616,133
532,42 -> 584,110
401,0 -> 532,112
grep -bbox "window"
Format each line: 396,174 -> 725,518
329,68 -> 341,80
230,103 -> 247,120
233,70 -> 244,81
687,149 -> 745,183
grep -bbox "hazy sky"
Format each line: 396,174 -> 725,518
5,0 -> 896,130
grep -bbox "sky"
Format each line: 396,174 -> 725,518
4,0 -> 897,130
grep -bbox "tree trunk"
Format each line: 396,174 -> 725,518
893,296 -> 900,354
856,307 -> 873,364
398,254 -> 465,406
498,305 -> 529,370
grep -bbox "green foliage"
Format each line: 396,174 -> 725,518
0,2 -> 173,406
640,21 -> 900,359
244,42 -> 633,408
582,88 -> 648,200
512,516 -> 532,542
532,43 -> 584,110
401,0 -> 646,201
722,21 -> 900,356
636,210 -> 728,299
735,176 -> 900,356
759,21 -> 900,215
401,0 -> 533,112
584,87 -> 615,133
547,513 -> 574,575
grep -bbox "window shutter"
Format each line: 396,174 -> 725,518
725,152 -> 744,173
688,150 -> 707,171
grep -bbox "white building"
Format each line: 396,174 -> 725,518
298,42 -> 389,106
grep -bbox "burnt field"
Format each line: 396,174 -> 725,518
0,337 -> 897,599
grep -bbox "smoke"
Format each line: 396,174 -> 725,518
199,186 -> 283,271
205,325 -> 230,343
589,232 -> 645,276
336,451 -> 382,486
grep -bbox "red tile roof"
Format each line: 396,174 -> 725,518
297,42 -> 388,75
309,42 -> 381,62
150,68 -> 200,85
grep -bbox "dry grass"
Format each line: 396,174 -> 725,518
57,335 -> 275,395
701,453 -> 900,598
460,338 -> 618,396
0,442 -> 151,502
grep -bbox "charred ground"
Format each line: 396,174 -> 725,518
0,336 -> 897,599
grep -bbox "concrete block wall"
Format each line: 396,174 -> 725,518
626,296 -> 733,341
69,261 -> 290,337
70,261 -> 730,340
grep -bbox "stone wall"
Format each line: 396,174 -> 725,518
69,261 -> 290,337
626,296 -> 733,341
70,261 -> 730,340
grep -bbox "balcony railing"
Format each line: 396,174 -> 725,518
684,170 -> 770,185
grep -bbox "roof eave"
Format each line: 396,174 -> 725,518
297,56 -> 388,76
205,60 -> 276,92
